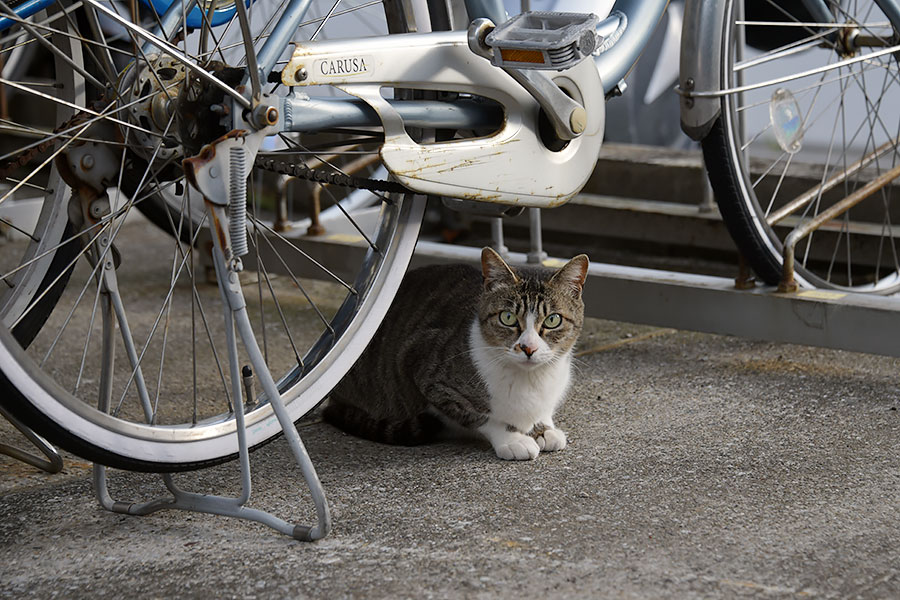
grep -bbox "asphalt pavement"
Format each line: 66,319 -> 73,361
1,218 -> 899,599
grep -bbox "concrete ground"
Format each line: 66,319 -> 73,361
1,219 -> 899,599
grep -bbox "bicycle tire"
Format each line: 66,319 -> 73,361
0,197 -> 424,472
0,0 -> 445,471
1,14 -> 87,345
701,0 -> 900,291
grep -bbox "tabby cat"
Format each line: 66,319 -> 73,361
323,247 -> 588,460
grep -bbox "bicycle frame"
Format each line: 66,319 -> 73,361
0,0 -> 664,207
5,0 -> 899,101
9,0 -> 900,196
1,0 -> 668,115
251,0 -> 669,102
240,0 -> 667,138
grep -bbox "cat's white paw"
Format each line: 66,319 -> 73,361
494,436 -> 540,461
536,428 -> 567,452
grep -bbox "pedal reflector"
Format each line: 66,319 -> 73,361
485,11 -> 599,71
500,48 -> 547,65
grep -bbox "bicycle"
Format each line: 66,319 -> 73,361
0,0 -> 898,534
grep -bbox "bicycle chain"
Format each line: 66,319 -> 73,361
255,155 -> 410,199
1,112 -> 409,200
0,111 -> 89,180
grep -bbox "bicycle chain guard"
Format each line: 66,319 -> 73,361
281,29 -> 604,208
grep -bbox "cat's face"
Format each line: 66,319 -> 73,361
477,248 -> 588,369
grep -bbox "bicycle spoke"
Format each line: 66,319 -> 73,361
73,276 -> 103,394
80,1 -> 120,80
196,0 -> 228,63
247,214 -> 356,293
0,82 -> 178,164
0,2 -> 84,48
0,120 -> 126,147
321,181 -> 380,252
152,183 -> 233,420
311,0 -> 342,40
759,0 -> 840,51
213,0 -> 386,57
0,178 -> 171,289
735,60 -> 891,113
734,30 -> 836,73
302,0 -> 383,29
0,118 -> 93,204
0,0 -> 425,470
248,216 -> 337,333
113,208 -> 210,419
150,186 -> 193,424
23,110 -> 173,343
274,134 -> 393,205
83,0 -> 252,110
249,173 -> 268,363
763,152 -> 793,215
51,0 -> 120,86
248,219 -> 304,367
233,0 -> 261,99
0,217 -> 39,241
0,1 -> 106,91
0,78 -> 163,148
251,0 -> 291,48
37,222 -> 113,367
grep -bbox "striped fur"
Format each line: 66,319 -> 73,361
324,248 -> 588,460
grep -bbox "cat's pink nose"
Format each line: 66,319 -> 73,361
519,344 -> 536,358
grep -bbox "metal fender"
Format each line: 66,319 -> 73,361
678,0 -> 726,140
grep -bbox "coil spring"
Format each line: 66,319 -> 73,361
229,146 -> 248,258
548,43 -> 577,67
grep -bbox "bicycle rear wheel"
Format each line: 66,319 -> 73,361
0,0 -> 443,471
0,8 -> 84,345
702,0 -> 900,291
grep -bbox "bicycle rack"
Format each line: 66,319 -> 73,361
91,238 -> 331,541
0,403 -> 63,474
241,156 -> 900,361
778,161 -> 900,293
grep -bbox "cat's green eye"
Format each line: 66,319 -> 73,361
543,313 -> 562,329
499,311 -> 518,327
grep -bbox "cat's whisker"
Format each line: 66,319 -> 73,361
568,358 -> 589,379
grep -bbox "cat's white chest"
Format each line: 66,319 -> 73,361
470,321 -> 572,430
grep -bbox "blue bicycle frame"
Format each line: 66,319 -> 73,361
142,0 -> 242,28
0,0 -> 49,31
0,0 -> 239,31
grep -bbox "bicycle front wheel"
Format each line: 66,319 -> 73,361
702,0 -> 900,291
0,0 -> 442,471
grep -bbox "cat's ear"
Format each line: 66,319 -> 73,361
549,254 -> 589,297
481,247 -> 519,291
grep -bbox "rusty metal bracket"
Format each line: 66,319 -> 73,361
767,136 -> 900,227
779,162 -> 900,293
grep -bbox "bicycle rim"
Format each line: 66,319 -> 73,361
0,0 -> 436,470
0,9 -> 82,343
711,0 -> 900,291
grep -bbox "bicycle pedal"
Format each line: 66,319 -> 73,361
485,11 -> 599,71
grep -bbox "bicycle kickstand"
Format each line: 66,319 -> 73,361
92,130 -> 331,541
